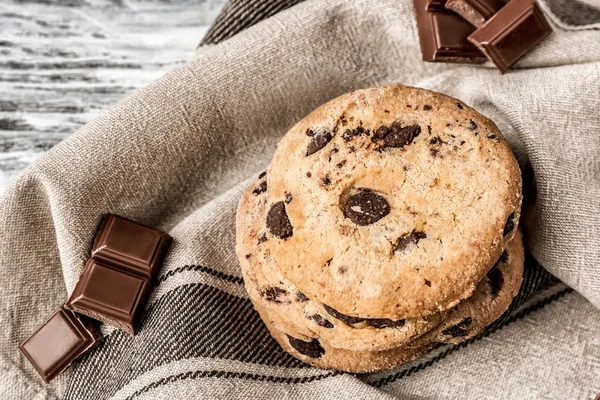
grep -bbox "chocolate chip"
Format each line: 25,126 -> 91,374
367,318 -> 406,329
257,233 -> 267,244
260,286 -> 289,303
423,105 -> 432,111
467,120 -> 477,130
499,250 -> 509,264
245,254 -> 251,259
427,125 -> 432,135
296,292 -> 309,302
383,124 -> 421,148
287,336 -> 325,358
285,193 -> 293,204
430,149 -> 438,157
343,190 -> 390,226
342,126 -> 369,142
307,314 -> 334,329
336,160 -> 347,168
322,177 -> 331,185
252,181 -> 267,195
306,128 -> 316,137
306,172 -> 312,178
424,279 -> 432,287
266,202 -> 293,239
375,126 -> 389,139
442,317 -> 472,337
487,267 -> 504,298
323,304 -> 365,325
306,131 -> 333,156
456,103 -> 463,109
394,231 -> 427,253
258,171 -> 267,179
487,134 -> 500,142
430,137 -> 439,144
503,213 -> 515,237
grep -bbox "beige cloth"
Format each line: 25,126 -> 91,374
0,0 -> 599,399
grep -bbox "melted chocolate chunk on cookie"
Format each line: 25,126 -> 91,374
258,171 -> 267,179
307,313 -> 334,329
306,131 -> 333,156
383,124 -> 421,148
287,335 -> 325,359
342,126 -> 369,142
323,304 -> 365,325
260,286 -> 289,303
487,266 -> 504,298
266,202 -> 294,239
394,231 -> 427,253
285,193 -> 293,204
252,181 -> 267,195
503,213 -> 516,237
375,126 -> 389,139
423,105 -> 432,111
306,128 -> 316,137
442,317 -> 472,337
467,120 -> 477,130
296,292 -> 309,302
343,190 -> 390,226
456,103 -> 463,109
367,318 -> 406,329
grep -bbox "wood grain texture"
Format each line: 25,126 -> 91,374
0,0 -> 226,192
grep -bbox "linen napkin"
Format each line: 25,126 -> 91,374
0,0 -> 598,399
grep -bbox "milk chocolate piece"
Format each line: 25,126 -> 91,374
445,0 -> 506,27
414,0 -> 486,63
92,214 -> 171,278
468,0 -> 552,73
67,260 -> 150,335
20,306 -> 101,383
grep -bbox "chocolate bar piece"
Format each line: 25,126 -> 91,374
414,0 -> 487,63
67,260 -> 150,335
468,0 -> 552,73
92,214 -> 171,278
20,306 -> 101,383
445,0 -> 506,27
67,215 -> 171,335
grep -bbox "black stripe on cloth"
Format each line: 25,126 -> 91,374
200,0 -> 306,46
369,287 -> 574,388
156,264 -> 244,286
127,370 -> 343,400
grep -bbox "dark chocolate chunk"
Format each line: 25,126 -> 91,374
394,231 -> 427,253
306,128 -> 316,137
423,104 -> 432,111
342,126 -> 369,142
258,171 -> 267,179
487,266 -> 504,298
260,286 -> 289,303
252,181 -> 267,195
468,0 -> 552,73
20,306 -> 101,383
307,314 -> 334,329
456,103 -> 464,109
367,318 -> 406,329
323,304 -> 365,325
296,292 -> 309,302
445,0 -> 505,27
66,260 -> 150,336
383,124 -> 421,148
487,134 -> 500,142
343,190 -> 390,226
306,131 -> 333,156
266,202 -> 294,239
322,176 -> 331,185
467,120 -> 477,130
336,160 -> 347,168
503,212 -> 515,237
91,214 -> 172,278
375,125 -> 389,139
285,193 -> 293,203
430,137 -> 439,144
414,0 -> 486,63
306,172 -> 312,177
286,335 -> 325,358
442,317 -> 473,337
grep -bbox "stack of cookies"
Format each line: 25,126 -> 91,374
236,84 -> 523,373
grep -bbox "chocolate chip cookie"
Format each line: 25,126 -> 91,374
262,84 -> 522,319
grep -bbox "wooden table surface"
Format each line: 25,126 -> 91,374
0,0 -> 226,192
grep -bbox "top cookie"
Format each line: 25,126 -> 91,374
262,84 -> 522,319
